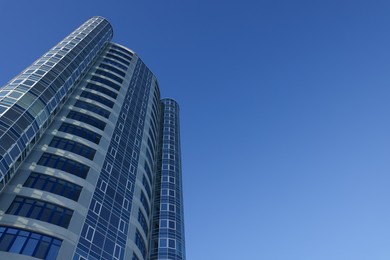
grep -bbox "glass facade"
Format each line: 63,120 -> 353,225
0,16 -> 185,260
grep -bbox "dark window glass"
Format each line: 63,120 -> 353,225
90,75 -> 121,91
135,230 -> 146,258
85,83 -> 117,99
140,192 -> 150,216
94,69 -> 123,84
58,122 -> 101,144
6,196 -> 73,228
111,45 -> 134,58
99,63 -> 125,77
142,176 -> 151,199
108,49 -> 132,62
24,172 -> 82,201
74,100 -> 110,118
102,58 -> 127,71
106,53 -> 130,66
80,91 -> 114,108
137,209 -> 148,235
49,136 -> 96,160
37,152 -> 89,179
0,226 -> 62,259
67,110 -> 106,131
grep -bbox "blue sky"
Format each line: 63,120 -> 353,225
1,0 -> 390,259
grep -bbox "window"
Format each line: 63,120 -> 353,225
74,100 -> 110,118
140,192 -> 150,216
97,179 -> 107,193
138,209 -> 148,235
94,69 -> 123,84
108,49 -> 132,63
160,203 -> 175,213
118,219 -> 126,233
58,122 -> 101,144
135,230 -> 146,258
110,45 -> 134,58
102,58 -> 127,71
38,152 -> 89,179
80,91 -> 114,108
99,63 -> 125,77
123,198 -> 129,210
91,200 -> 102,215
142,176 -> 151,199
67,110 -> 106,131
85,83 -> 118,99
24,172 -> 82,201
0,226 -> 62,259
105,53 -> 130,66
114,244 -> 122,259
49,136 -> 96,160
82,224 -> 95,242
7,196 -> 73,228
90,75 -> 121,91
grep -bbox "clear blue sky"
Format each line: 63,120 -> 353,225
1,1 -> 390,259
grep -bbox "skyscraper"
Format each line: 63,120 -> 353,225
0,16 -> 185,260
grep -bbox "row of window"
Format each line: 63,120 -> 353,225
24,172 -> 82,201
105,53 -> 130,66
85,82 -> 117,99
80,91 -> 114,108
99,63 -> 125,77
0,226 -> 62,259
95,69 -> 123,84
6,196 -> 73,228
38,152 -> 90,179
49,136 -> 96,160
135,230 -> 146,258
102,58 -> 127,71
67,110 -> 106,131
110,44 -> 134,58
58,122 -> 101,144
74,100 -> 110,119
90,75 -> 121,91
108,49 -> 132,63
138,209 -> 148,235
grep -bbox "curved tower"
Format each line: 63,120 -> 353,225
0,17 -> 185,260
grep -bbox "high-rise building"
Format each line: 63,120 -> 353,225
0,16 -> 185,260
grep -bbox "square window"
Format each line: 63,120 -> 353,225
85,225 -> 95,242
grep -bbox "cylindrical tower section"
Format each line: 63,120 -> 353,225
150,98 -> 186,260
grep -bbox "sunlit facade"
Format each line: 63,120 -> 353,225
0,16 -> 185,260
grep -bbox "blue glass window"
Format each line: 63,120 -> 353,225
138,209 -> 148,235
85,83 -> 118,99
90,75 -> 121,91
38,152 -> 89,179
24,172 -> 82,201
74,100 -> 110,118
99,63 -> 125,77
135,230 -> 146,258
49,136 -> 96,160
6,196 -> 73,228
0,226 -> 61,259
108,49 -> 132,62
80,91 -> 114,108
58,122 -> 101,144
140,192 -> 150,216
94,69 -> 123,84
142,176 -> 151,199
102,58 -> 127,71
110,45 -> 133,58
67,111 -> 106,130
105,53 -> 130,66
